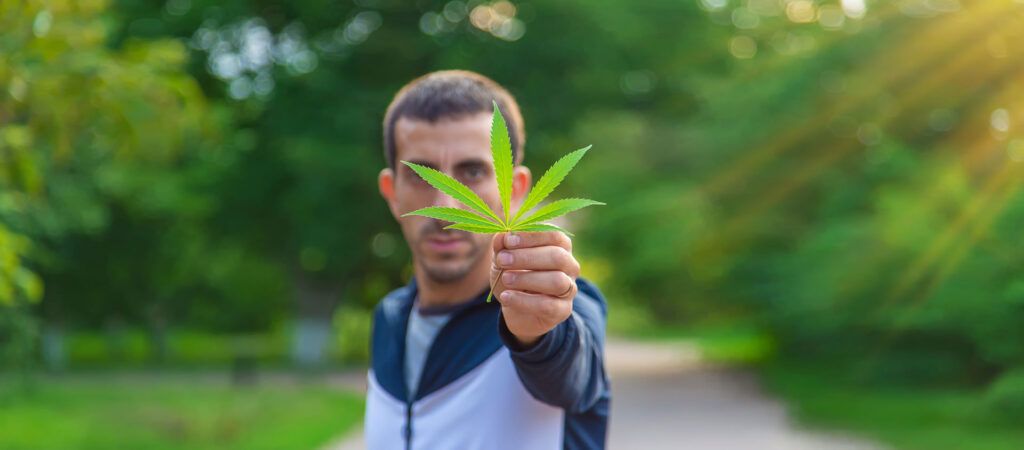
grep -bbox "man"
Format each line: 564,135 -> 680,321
366,70 -> 610,449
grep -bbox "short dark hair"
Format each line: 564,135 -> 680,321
383,70 -> 525,169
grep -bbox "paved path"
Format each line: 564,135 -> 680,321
324,339 -> 883,450
604,340 -> 880,450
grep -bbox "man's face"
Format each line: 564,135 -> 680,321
380,112 -> 519,284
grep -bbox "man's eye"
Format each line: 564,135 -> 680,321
464,167 -> 485,179
407,170 -> 428,184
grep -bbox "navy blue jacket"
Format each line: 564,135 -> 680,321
365,276 -> 610,449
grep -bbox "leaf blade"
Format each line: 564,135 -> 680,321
491,101 -> 513,224
401,161 -> 504,226
444,223 -> 506,234
511,145 -> 592,224
513,198 -> 604,227
512,223 -> 575,237
404,207 -> 502,228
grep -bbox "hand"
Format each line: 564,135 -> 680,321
490,230 -> 580,349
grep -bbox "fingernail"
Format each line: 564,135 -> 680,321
500,291 -> 512,301
498,251 -> 513,266
506,233 -> 520,247
502,272 -> 515,285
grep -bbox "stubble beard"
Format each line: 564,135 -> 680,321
416,219 -> 487,284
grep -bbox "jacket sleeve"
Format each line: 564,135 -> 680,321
496,278 -> 609,413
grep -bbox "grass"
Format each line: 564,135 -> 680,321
0,373 -> 364,450
762,364 -> 1024,450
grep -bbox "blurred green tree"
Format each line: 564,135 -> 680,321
108,0 -> 716,364
0,0 -> 219,368
9,0 -> 1021,391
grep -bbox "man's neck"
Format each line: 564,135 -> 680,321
415,259 -> 491,309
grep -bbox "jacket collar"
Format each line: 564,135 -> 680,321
371,276 -> 504,402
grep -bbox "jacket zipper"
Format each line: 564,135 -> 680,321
403,298 -> 488,450
404,401 -> 413,450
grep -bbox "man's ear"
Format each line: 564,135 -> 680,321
379,168 -> 400,219
512,165 -> 532,204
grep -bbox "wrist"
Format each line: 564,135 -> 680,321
511,332 -> 543,350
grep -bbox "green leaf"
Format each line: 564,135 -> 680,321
445,223 -> 507,234
512,223 -> 575,237
14,267 -> 43,302
401,161 -> 504,225
511,145 -> 592,224
404,207 -> 502,228
491,101 -> 514,224
514,198 -> 604,227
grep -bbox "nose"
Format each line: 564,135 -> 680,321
431,187 -> 460,209
429,190 -> 460,228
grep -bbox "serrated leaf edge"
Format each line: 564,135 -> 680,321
401,161 -> 504,226
511,145 -> 591,224
445,223 -> 507,234
513,198 -> 605,228
404,206 -> 502,228
513,223 -> 575,237
491,101 -> 513,225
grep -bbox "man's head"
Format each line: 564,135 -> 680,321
378,71 -> 531,285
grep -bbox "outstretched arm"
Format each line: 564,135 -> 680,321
491,232 -> 609,413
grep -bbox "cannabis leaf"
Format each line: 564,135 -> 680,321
401,101 -> 604,302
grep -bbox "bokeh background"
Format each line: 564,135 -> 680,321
2,0 -> 1024,448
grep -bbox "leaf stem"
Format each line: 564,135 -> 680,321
487,230 -> 513,303
487,268 -> 504,303
485,232 -> 516,303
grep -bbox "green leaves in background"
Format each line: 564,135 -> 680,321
0,226 -> 42,306
401,102 -> 604,301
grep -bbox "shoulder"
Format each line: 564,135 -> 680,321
373,283 -> 415,326
369,282 -> 415,365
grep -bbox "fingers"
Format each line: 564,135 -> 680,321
503,230 -> 572,252
495,246 -> 580,277
497,289 -> 573,318
502,270 -> 576,298
492,230 -> 572,255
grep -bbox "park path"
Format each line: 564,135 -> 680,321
323,339 -> 883,450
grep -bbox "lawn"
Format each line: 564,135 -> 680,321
0,374 -> 364,450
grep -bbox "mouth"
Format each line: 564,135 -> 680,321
424,232 -> 469,253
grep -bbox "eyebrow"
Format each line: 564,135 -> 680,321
454,158 -> 490,170
403,158 -> 491,171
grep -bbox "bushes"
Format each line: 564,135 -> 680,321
61,329 -> 289,367
0,228 -> 41,379
0,305 -> 38,376
985,367 -> 1024,421
334,306 -> 372,365
51,320 -> 375,368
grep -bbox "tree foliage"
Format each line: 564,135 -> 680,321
5,0 -> 1023,397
